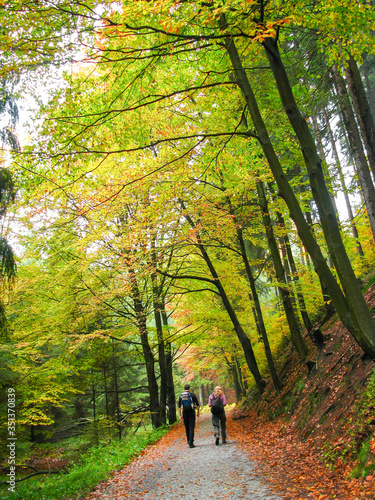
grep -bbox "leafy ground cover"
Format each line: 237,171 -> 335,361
0,425 -> 170,500
230,283 -> 375,499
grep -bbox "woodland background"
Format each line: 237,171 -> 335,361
0,0 -> 375,497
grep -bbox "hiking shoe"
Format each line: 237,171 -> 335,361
215,437 -> 219,446
189,444 -> 195,448
222,439 -> 226,444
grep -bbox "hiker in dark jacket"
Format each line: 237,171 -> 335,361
208,386 -> 227,445
178,384 -> 200,448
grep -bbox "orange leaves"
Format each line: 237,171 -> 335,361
231,405 -> 374,499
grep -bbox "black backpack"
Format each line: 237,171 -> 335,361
210,394 -> 224,415
180,391 -> 194,412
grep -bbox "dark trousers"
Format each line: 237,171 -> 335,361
183,410 -> 196,446
212,411 -> 226,440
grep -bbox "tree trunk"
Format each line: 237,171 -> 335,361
257,180 -> 308,360
237,224 -> 282,392
154,306 -> 167,426
128,264 -> 161,428
274,209 -> 313,333
331,64 -> 375,241
345,56 -> 375,182
311,114 -> 339,220
182,206 -> 266,393
150,239 -> 168,425
92,382 -> 96,420
112,357 -> 122,439
103,365 -> 109,419
261,35 -> 375,359
161,308 -> 177,424
363,55 -> 375,123
322,107 -> 364,257
277,226 -> 303,327
229,353 -> 246,400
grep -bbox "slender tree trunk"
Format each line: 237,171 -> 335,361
220,20 -> 375,358
332,65 -> 375,241
274,209 -> 313,333
363,55 -> 375,123
322,107 -> 364,257
277,227 -> 303,327
311,114 -> 339,219
256,180 -> 308,359
345,56 -> 375,182
161,308 -> 177,424
260,35 -> 375,359
229,353 -> 246,400
201,251 -> 265,392
182,206 -> 266,392
237,224 -> 282,392
150,240 -> 168,425
128,264 -> 161,427
103,365 -> 109,419
113,358 -> 122,439
92,382 -> 96,420
225,193 -> 282,392
154,306 -> 167,425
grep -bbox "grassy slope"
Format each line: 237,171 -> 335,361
0,425 -> 170,500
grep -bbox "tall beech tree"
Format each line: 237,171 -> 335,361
256,179 -> 308,360
228,196 -> 282,393
321,107 -> 364,258
172,201 -> 266,393
331,65 -> 375,241
344,56 -> 375,182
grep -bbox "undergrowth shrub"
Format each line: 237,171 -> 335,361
350,369 -> 375,479
1,425 -> 170,500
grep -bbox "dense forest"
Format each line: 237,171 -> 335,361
1,0 -> 375,497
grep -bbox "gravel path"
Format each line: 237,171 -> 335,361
88,414 -> 283,499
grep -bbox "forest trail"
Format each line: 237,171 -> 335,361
85,413 -> 283,500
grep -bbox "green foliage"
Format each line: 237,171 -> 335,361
351,439 -> 375,479
82,417 -> 122,446
266,378 -> 308,421
348,369 -> 375,478
363,273 -> 375,295
1,425 -> 170,500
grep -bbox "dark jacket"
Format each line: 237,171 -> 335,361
178,391 -> 200,412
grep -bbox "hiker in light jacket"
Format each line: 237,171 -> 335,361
208,386 -> 227,445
